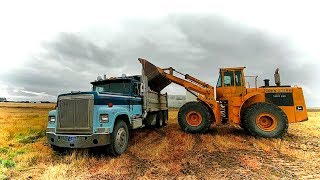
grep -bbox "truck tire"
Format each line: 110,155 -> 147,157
242,102 -> 288,138
107,120 -> 129,156
156,111 -> 164,128
163,110 -> 168,126
178,101 -> 211,133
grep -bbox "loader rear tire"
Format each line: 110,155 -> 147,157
242,102 -> 288,138
178,101 -> 211,133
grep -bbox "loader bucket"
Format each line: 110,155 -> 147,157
138,58 -> 171,92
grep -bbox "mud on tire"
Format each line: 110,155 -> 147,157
178,101 -> 212,133
242,102 -> 288,138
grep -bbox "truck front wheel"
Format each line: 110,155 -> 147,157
178,101 -> 211,133
107,120 -> 129,156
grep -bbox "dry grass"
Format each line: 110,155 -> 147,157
0,102 -> 320,179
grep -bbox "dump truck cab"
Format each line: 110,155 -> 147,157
91,75 -> 144,118
46,73 -> 168,156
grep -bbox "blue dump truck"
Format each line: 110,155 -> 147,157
46,66 -> 168,156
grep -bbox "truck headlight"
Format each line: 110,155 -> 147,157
100,114 -> 109,123
48,116 -> 56,123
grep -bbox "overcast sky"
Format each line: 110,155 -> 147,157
0,0 -> 319,106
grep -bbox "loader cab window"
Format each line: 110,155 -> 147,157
223,71 -> 234,86
235,71 -> 242,86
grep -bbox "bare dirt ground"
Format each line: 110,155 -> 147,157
0,103 -> 320,179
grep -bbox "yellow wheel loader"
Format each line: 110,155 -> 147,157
139,58 -> 308,138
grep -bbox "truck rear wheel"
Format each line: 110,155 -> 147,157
178,101 -> 211,133
107,120 -> 129,156
163,110 -> 168,126
156,110 -> 168,128
156,111 -> 164,128
242,102 -> 288,138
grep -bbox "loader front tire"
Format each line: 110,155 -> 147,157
178,101 -> 211,133
242,102 -> 288,138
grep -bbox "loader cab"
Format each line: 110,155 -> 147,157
216,67 -> 246,101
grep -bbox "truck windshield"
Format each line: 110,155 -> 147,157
93,82 -> 130,94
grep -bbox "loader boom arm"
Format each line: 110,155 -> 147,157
139,58 -> 221,124
161,67 -> 214,97
138,58 -> 215,103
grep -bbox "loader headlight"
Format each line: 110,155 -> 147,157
100,114 -> 109,123
48,116 -> 56,123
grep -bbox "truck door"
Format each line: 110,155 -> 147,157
129,83 -> 143,117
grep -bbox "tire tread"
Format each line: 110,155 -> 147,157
178,101 -> 212,133
242,102 -> 288,138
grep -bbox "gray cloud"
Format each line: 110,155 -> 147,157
1,14 -> 319,106
43,33 -> 114,67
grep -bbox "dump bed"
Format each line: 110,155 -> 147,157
144,90 -> 168,112
140,59 -> 168,112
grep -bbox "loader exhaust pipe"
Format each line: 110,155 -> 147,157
263,79 -> 270,87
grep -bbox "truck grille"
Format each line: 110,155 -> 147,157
57,94 -> 94,134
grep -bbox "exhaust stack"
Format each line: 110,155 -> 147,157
263,79 -> 270,87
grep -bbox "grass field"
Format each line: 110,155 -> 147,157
0,103 -> 320,179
